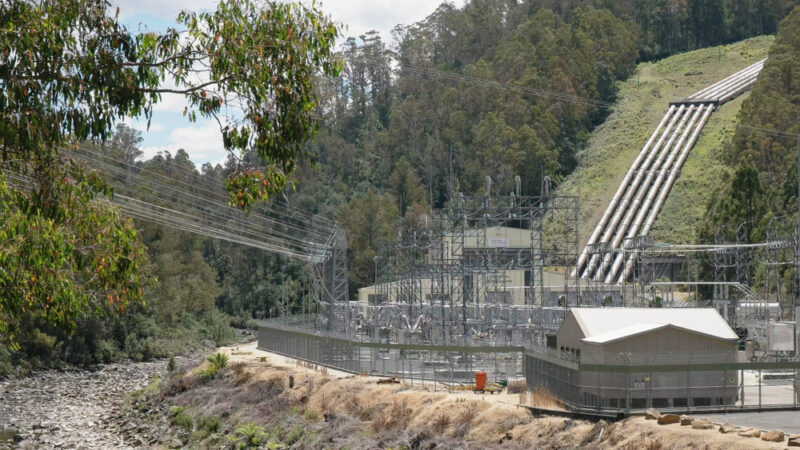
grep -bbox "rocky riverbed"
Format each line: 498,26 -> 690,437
0,356 -> 197,449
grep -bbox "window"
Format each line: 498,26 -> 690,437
652,398 -> 669,408
693,397 -> 711,407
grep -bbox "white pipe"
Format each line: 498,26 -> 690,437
578,59 -> 764,282
582,105 -> 686,279
591,106 -> 695,281
574,105 -> 677,276
689,60 -> 764,99
618,105 -> 716,282
605,105 -> 706,283
697,64 -> 761,100
718,77 -> 759,104
706,67 -> 761,102
584,106 -> 686,279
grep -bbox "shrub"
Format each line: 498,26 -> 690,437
170,406 -> 193,431
167,356 -> 176,372
230,422 -> 269,449
198,365 -> 218,381
206,352 -> 229,371
197,415 -> 221,434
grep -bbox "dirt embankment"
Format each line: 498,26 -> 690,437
120,343 -> 790,449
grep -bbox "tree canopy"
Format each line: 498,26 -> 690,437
0,0 -> 340,347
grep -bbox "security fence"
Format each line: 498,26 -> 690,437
525,349 -> 800,413
257,318 -> 524,384
258,317 -> 800,413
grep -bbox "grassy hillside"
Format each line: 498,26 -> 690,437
557,35 -> 774,246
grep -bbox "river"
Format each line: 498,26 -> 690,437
0,357 -> 193,449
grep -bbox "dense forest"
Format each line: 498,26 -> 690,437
2,0 -> 800,375
697,7 -> 800,298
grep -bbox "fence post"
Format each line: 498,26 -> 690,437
758,368 -> 762,410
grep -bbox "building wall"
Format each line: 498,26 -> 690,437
556,313 -> 586,351
582,327 -> 737,365
357,270 -> 529,305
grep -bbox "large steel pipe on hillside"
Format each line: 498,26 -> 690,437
693,62 -> 762,99
604,105 -> 707,283
617,104 -> 716,282
590,106 -> 695,281
573,105 -> 678,277
689,60 -> 764,100
583,105 -> 686,279
717,76 -> 760,104
581,105 -> 686,279
705,66 -> 762,102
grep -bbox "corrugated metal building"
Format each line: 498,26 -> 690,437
555,308 -> 740,409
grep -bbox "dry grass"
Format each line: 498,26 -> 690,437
431,412 -> 450,433
157,343 -> 785,449
371,399 -> 412,432
453,404 -> 477,437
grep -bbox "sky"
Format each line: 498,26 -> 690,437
110,0 -> 466,167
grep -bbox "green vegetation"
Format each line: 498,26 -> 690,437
231,422 -> 271,449
557,35 -> 774,245
0,0 -> 339,374
695,7 -> 800,305
206,352 -> 229,371
2,0 -> 800,375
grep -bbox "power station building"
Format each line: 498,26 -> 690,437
531,308 -> 741,409
358,226 -> 534,305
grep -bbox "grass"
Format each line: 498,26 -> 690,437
558,35 -> 774,245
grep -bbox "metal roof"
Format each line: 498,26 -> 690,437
569,308 -> 738,343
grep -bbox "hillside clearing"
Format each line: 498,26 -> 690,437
558,35 -> 774,246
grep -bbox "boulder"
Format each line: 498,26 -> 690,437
760,430 -> 784,442
657,414 -> 680,425
644,409 -> 662,420
691,419 -> 715,430
718,423 -> 737,434
788,438 -> 800,447
737,427 -> 761,438
679,415 -> 692,426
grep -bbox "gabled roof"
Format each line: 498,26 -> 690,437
568,308 -> 738,343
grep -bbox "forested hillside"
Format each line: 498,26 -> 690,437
3,0 -> 799,375
301,0 -> 800,292
700,7 -> 800,240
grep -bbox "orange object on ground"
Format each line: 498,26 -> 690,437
475,372 -> 487,390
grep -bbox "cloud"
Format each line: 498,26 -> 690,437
123,118 -> 164,133
112,0 -> 465,45
139,120 -> 227,165
319,0 -> 467,43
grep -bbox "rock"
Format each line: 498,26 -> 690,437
680,415 -> 692,426
644,408 -> 662,420
788,437 -> 800,447
760,430 -> 784,442
737,427 -> 761,438
657,414 -> 680,425
168,437 -> 183,448
718,423 -> 737,434
691,419 -> 715,430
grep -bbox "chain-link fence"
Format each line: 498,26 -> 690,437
257,319 -> 524,384
525,349 -> 800,413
